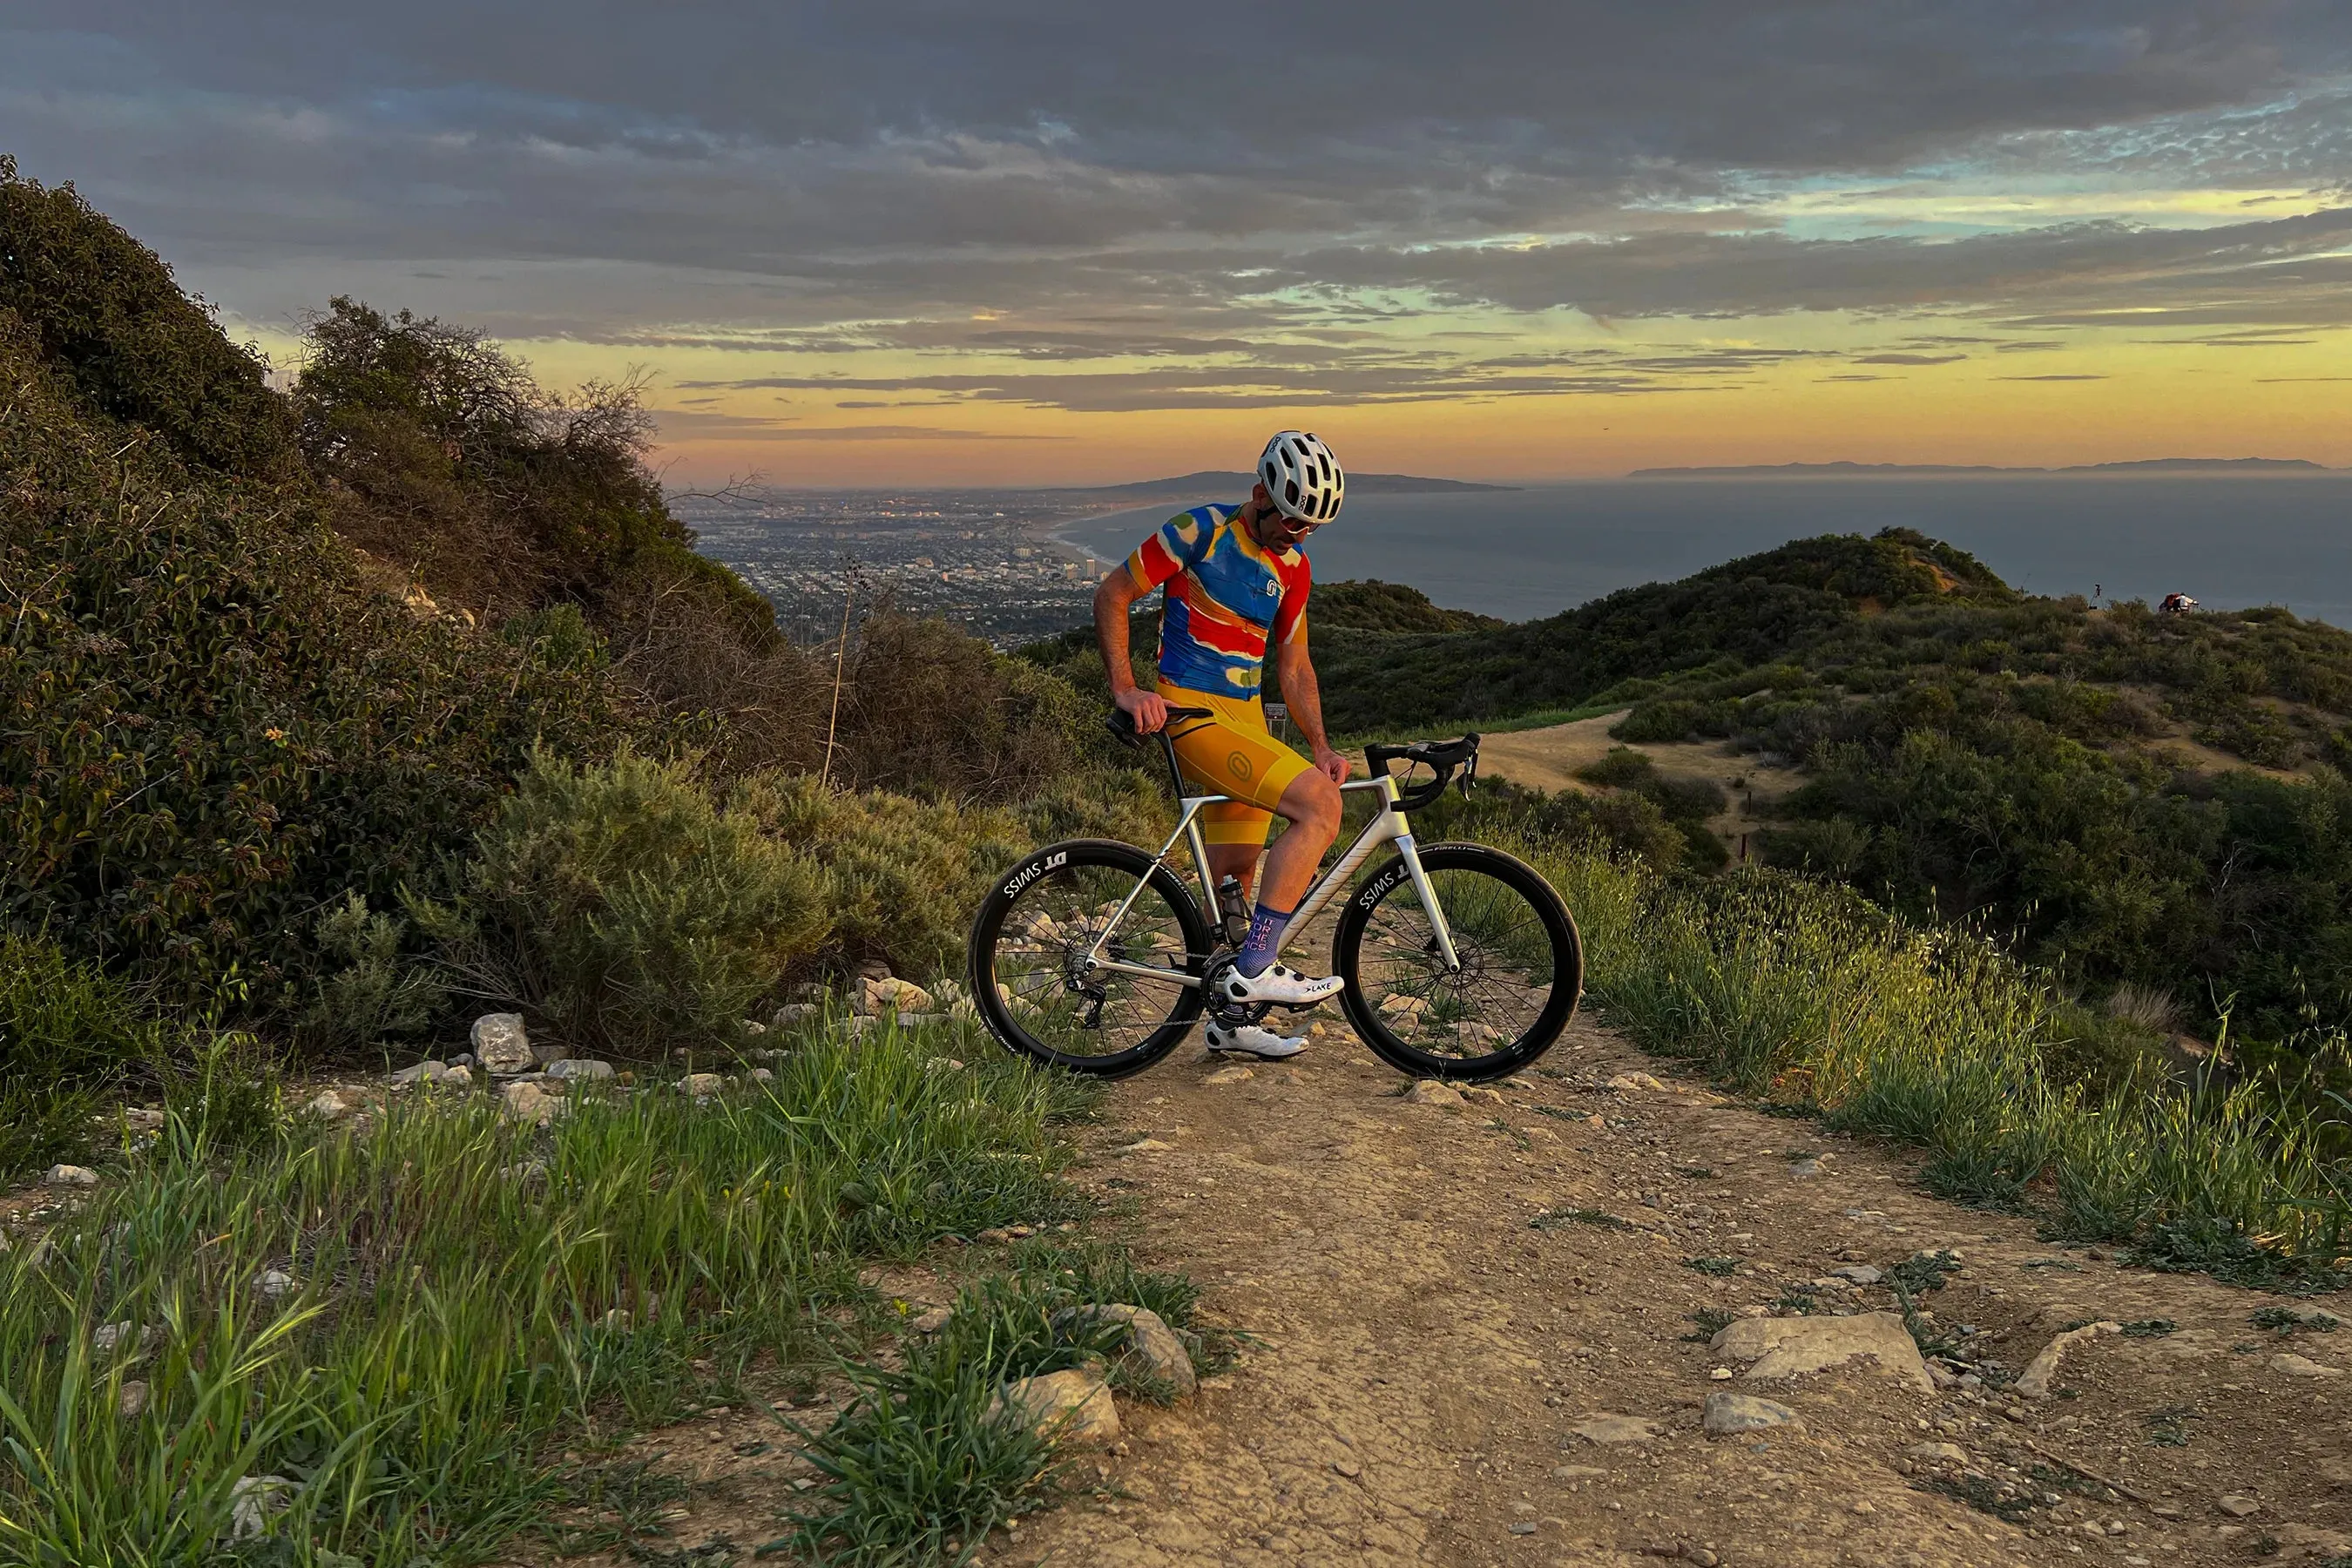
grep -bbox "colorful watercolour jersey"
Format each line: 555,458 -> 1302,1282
1125,504 -> 1311,697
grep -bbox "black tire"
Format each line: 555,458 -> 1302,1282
1333,842 -> 1582,1083
968,840 -> 1214,1079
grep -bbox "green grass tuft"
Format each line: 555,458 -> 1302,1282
0,1028 -> 1096,1564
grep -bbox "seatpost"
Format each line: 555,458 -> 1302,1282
1156,730 -> 1186,801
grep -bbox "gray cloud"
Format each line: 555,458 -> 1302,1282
4,3 -> 2349,416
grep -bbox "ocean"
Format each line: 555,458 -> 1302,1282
1051,476 -> 2352,628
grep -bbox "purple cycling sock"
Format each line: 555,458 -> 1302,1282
1236,899 -> 1295,977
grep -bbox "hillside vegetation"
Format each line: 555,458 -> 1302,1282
1316,530 -> 2352,1047
0,159 -> 1146,1159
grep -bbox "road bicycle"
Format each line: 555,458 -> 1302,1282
967,706 -> 1583,1081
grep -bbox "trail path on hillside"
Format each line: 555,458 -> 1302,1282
539,1017 -> 2351,1568
1005,1018 -> 2349,1568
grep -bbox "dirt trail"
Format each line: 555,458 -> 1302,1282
1008,1019 -> 2351,1568
1473,714 -> 1801,847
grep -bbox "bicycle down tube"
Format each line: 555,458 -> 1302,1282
1078,767 -> 1463,988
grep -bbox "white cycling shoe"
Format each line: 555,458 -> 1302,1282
1205,1019 -> 1307,1059
1218,963 -> 1346,1009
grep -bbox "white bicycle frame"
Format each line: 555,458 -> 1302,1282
1077,767 -> 1461,991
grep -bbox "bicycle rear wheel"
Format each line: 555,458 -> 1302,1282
1333,842 -> 1581,1082
969,840 -> 1213,1078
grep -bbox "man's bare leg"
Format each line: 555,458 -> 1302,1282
1206,768 -> 1342,906
1203,771 -> 1346,1053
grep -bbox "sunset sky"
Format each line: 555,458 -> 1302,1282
4,3 -> 2349,484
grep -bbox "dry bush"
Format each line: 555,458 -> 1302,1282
2107,982 -> 2185,1037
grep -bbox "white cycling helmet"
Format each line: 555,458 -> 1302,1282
1258,430 -> 1345,524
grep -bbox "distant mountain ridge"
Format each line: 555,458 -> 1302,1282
1631,457 -> 2334,478
1057,470 -> 1514,499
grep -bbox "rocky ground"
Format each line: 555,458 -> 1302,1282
985,1017 -> 2349,1568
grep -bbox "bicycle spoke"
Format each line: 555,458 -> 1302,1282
1355,863 -> 1559,1061
988,861 -> 1204,1060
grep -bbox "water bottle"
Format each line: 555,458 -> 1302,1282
1214,875 -> 1250,948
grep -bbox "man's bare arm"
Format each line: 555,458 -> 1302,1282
1275,640 -> 1349,782
1094,569 -> 1167,731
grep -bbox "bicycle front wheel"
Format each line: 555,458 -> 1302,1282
969,840 -> 1214,1079
1333,842 -> 1582,1082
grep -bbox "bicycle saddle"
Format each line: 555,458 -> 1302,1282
1104,704 -> 1214,747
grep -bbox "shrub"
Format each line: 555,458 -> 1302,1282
295,894 -> 447,1055
0,304 -> 628,1014
830,611 -> 1095,800
440,748 -> 830,1057
293,298 -> 770,635
1519,837 -> 2351,1266
0,935 -> 163,1179
1578,747 -> 1657,789
732,773 -> 1025,983
1414,776 -> 1692,870
0,158 -> 295,477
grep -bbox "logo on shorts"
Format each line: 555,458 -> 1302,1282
1227,751 -> 1254,782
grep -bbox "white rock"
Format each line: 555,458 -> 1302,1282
470,1013 -> 534,1077
1829,1264 -> 1882,1286
389,1059 -> 448,1086
1202,1065 -> 1254,1085
1605,1072 -> 1666,1092
501,1082 -> 559,1125
307,1091 -> 349,1121
440,1064 -> 473,1088
990,1369 -> 1119,1445
544,1058 -> 613,1082
228,1474 -> 295,1539
2215,1495 -> 2261,1518
1058,1304 -> 1197,1398
44,1164 -> 98,1187
863,976 -> 934,1015
1907,1441 -> 1968,1464
253,1269 -> 295,1301
91,1321 -> 134,1354
1568,1413 -> 1659,1444
681,1071 -> 727,1098
749,1066 -> 775,1083
2015,1320 -> 2121,1399
909,1306 -> 954,1334
1709,1312 -> 1932,1394
1116,1139 -> 1173,1155
118,1379 -> 150,1419
1403,1080 -> 1464,1107
1702,1391 -> 1803,1436
2271,1352 -> 2344,1379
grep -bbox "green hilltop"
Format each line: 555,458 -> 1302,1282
1312,531 -> 2352,1045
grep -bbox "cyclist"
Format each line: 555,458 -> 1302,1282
1092,431 -> 1352,1059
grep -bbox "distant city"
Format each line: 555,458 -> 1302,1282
677,489 -> 1120,646
676,471 -> 1498,646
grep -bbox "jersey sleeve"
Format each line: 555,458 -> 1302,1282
1125,509 -> 1213,592
1272,551 -> 1311,646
